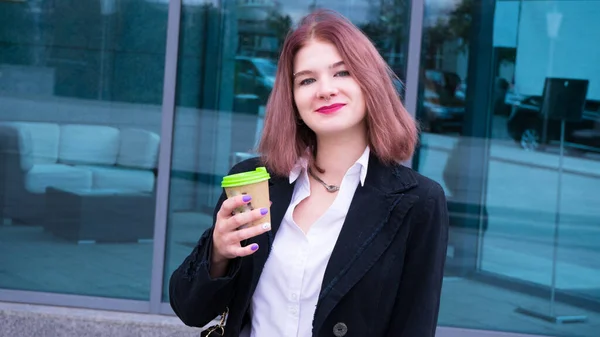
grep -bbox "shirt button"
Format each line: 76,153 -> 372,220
291,293 -> 297,300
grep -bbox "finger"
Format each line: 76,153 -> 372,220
229,221 -> 271,243
218,194 -> 252,219
231,242 -> 260,258
225,207 -> 269,231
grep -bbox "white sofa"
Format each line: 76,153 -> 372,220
0,121 -> 159,225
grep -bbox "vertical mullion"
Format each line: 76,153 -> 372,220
149,0 -> 182,314
404,0 -> 425,167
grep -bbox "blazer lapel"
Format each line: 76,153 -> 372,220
249,174 -> 294,289
265,175 -> 295,246
313,155 -> 420,332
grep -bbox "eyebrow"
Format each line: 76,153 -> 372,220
293,61 -> 345,78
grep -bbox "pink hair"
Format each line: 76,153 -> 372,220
258,9 -> 418,177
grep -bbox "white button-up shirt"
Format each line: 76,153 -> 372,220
241,146 -> 370,337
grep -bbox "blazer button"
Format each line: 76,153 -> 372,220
333,322 -> 348,337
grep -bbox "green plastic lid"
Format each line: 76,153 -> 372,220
221,167 -> 271,187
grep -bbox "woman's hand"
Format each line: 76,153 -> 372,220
211,194 -> 271,272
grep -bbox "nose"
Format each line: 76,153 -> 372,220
316,78 -> 338,101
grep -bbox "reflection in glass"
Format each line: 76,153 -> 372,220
0,0 -> 164,299
417,0 -> 600,335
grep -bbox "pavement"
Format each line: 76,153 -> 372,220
418,130 -> 600,296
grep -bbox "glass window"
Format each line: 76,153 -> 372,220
416,0 -> 600,335
163,0 -> 411,300
0,0 -> 165,300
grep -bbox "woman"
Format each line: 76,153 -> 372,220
169,9 -> 449,337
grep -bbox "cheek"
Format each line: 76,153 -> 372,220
353,88 -> 367,110
294,90 -> 312,111
347,82 -> 364,101
292,92 -> 308,120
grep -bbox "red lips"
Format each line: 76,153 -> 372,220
316,103 -> 346,114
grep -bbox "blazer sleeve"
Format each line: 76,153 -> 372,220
386,182 -> 449,337
168,161 -> 256,327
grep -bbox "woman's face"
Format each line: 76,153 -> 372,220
292,39 -> 367,138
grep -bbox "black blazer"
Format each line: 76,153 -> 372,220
169,153 -> 449,337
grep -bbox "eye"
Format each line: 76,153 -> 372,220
299,78 -> 316,86
335,70 -> 350,77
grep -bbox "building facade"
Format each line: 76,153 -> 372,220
0,0 -> 599,336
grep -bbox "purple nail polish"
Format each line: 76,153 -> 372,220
260,208 -> 268,215
242,195 -> 252,202
250,243 -> 259,251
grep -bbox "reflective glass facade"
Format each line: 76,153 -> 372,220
1,1 -> 599,336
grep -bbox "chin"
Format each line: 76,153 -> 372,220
305,117 -> 365,136
311,125 -> 355,137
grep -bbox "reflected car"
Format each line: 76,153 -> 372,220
234,56 -> 277,105
420,69 -> 466,134
506,95 -> 600,154
422,89 -> 465,133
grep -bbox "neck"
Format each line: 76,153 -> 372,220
314,129 -> 368,183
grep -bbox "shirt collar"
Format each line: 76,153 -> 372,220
289,146 -> 370,186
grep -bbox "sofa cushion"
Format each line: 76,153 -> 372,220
25,164 -> 93,193
117,128 -> 160,169
0,122 -> 33,171
78,165 -> 155,193
58,124 -> 120,165
5,122 -> 60,165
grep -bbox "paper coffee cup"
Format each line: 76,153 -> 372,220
221,167 -> 271,228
